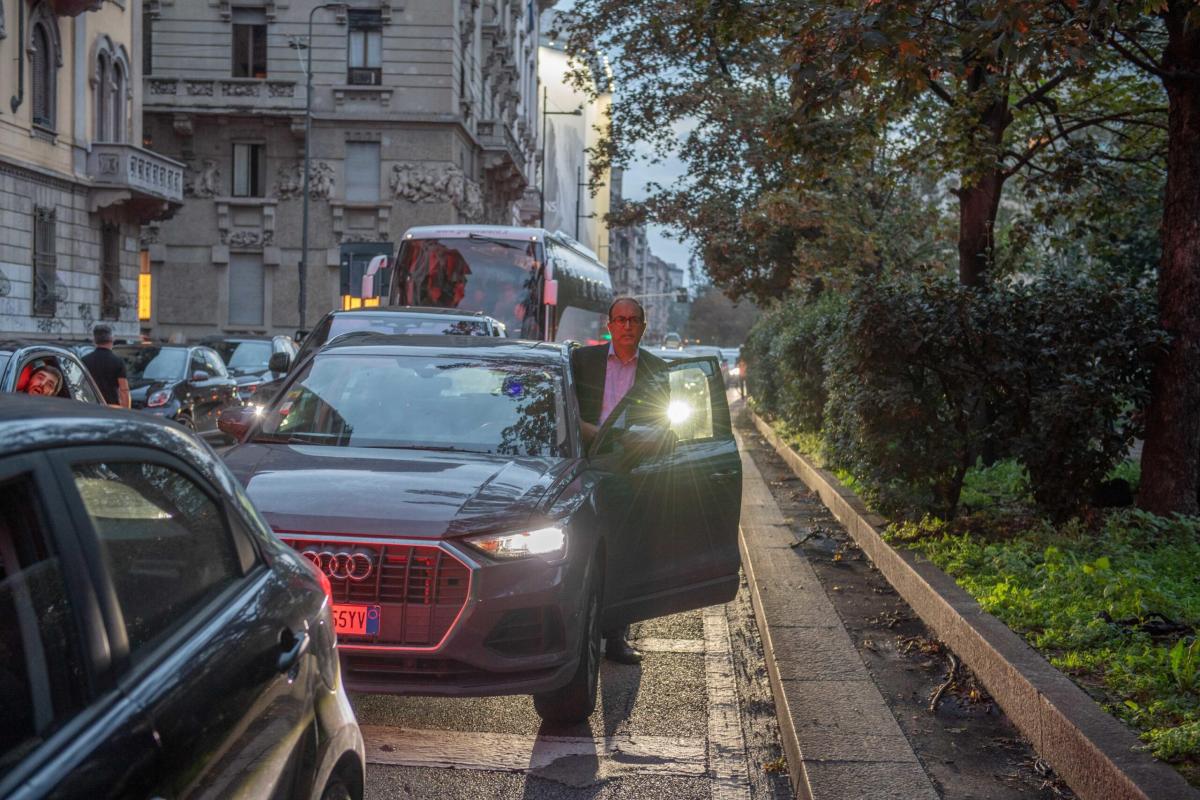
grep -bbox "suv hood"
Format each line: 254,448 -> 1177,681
224,443 -> 569,538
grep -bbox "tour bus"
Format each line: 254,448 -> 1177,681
385,225 -> 614,343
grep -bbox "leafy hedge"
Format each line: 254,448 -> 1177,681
746,270 -> 1164,520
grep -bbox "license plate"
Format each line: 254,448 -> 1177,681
332,604 -> 380,637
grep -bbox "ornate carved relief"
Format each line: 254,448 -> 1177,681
149,78 -> 178,96
185,80 -> 214,96
389,162 -> 483,221
275,160 -> 303,200
267,81 -> 295,98
185,159 -> 220,198
221,81 -> 260,97
309,161 -> 335,199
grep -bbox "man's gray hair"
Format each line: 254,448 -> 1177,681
607,296 -> 645,321
92,324 -> 114,344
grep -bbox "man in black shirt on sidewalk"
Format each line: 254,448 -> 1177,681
81,325 -> 130,408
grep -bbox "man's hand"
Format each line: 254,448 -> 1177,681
117,377 -> 131,409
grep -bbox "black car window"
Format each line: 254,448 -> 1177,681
188,351 -> 207,378
115,347 -> 187,382
256,353 -> 567,456
0,474 -> 88,776
202,350 -> 228,378
60,357 -> 101,404
215,341 -> 270,373
70,462 -> 243,661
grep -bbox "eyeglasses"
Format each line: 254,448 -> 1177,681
609,316 -> 644,327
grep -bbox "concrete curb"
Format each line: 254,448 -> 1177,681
746,407 -> 1199,800
738,524 -> 813,800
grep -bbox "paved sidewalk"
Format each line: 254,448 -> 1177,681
734,426 -> 939,800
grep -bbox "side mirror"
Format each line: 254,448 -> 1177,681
268,351 -> 292,374
217,406 -> 252,441
361,254 -> 389,299
191,370 -> 210,382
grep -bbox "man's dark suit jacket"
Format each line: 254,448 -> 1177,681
570,344 -> 670,428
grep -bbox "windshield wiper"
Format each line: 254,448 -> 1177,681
467,233 -> 530,251
383,444 -> 478,453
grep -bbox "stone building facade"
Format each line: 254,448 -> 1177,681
0,0 -> 182,340
143,0 -> 549,339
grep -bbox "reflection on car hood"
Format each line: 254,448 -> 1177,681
128,379 -> 170,400
223,443 -> 566,538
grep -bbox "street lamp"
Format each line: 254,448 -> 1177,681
298,2 -> 348,331
539,85 -> 582,229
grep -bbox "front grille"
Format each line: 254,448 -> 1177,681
283,538 -> 470,648
484,606 -> 565,657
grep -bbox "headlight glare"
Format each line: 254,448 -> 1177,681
466,526 -> 565,560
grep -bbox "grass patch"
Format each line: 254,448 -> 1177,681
887,511 -> 1200,784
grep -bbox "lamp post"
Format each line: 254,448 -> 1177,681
539,85 -> 582,229
298,2 -> 347,331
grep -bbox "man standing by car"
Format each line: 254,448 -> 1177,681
81,325 -> 131,408
571,296 -> 669,665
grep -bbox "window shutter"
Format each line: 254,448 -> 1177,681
31,27 -> 47,126
345,142 -> 380,202
228,253 -> 264,326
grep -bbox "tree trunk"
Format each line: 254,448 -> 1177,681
957,169 -> 1005,287
1139,1 -> 1200,516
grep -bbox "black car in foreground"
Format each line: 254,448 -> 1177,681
0,342 -> 105,403
222,334 -> 741,722
0,396 -> 364,799
116,343 -> 241,438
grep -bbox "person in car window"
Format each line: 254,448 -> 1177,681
24,365 -> 63,397
570,296 -> 670,665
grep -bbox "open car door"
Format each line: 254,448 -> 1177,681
591,356 -> 742,630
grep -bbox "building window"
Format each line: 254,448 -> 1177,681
32,207 -> 57,317
228,253 -> 264,327
138,250 -> 152,322
347,10 -> 381,85
231,7 -> 267,78
232,143 -> 265,197
29,7 -> 61,131
93,43 -> 129,143
344,142 -> 380,202
142,10 -> 153,75
101,224 -> 121,320
110,61 -> 126,142
94,52 -> 110,141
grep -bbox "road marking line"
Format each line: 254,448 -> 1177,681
362,726 -> 706,778
704,606 -> 753,800
635,637 -> 706,653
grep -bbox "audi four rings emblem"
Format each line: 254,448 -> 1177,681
302,549 -> 374,581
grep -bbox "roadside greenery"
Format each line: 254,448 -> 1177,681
887,512 -> 1200,782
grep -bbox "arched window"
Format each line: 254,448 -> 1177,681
110,60 -> 126,142
94,52 -> 110,141
29,4 -> 60,132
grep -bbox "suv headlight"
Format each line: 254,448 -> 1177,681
464,527 -> 565,560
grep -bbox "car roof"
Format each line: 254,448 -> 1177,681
0,340 -> 88,354
198,334 -> 278,342
317,333 -> 567,363
0,394 -> 208,459
330,305 -> 492,319
113,343 -> 191,350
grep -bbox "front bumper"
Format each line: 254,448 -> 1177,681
277,534 -> 590,697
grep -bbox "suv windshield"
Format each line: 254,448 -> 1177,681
255,353 -> 566,456
115,346 -> 187,381
211,341 -> 272,373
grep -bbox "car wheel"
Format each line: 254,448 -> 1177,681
533,560 -> 601,724
319,779 -> 353,800
175,412 -> 194,431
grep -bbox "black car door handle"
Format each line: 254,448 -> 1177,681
277,630 -> 310,672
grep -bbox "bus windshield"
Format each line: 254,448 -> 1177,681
394,237 -> 542,338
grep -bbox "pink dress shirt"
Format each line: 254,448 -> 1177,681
599,344 -> 639,425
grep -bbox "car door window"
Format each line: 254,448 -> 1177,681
666,363 -> 715,442
69,461 -> 244,660
203,350 -> 228,378
60,358 -> 102,404
0,473 -> 88,774
189,352 -> 207,380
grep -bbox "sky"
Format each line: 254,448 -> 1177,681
549,1 -> 695,281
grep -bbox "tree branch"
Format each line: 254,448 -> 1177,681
1014,70 -> 1071,111
1002,109 -> 1167,178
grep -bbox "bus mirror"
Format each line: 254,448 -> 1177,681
361,254 -> 388,299
544,279 -> 559,306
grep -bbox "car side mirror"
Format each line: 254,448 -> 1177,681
192,370 -> 210,382
217,406 -> 253,441
268,352 -> 292,374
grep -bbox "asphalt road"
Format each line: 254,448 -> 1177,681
353,591 -> 792,800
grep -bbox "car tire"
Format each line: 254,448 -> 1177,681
533,560 -> 601,724
319,779 -> 353,800
175,412 -> 194,431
